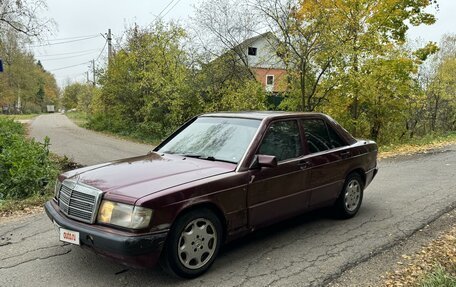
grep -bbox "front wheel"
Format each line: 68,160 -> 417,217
160,209 -> 222,278
334,173 -> 364,219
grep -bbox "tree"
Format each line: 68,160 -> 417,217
62,83 -> 84,110
253,0 -> 340,112
296,0 -> 437,135
0,0 -> 53,37
90,22 -> 198,139
0,30 -> 43,112
191,0 -> 260,73
424,34 -> 456,132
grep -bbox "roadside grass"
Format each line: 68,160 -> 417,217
0,113 -> 39,120
0,192 -> 53,219
65,111 -> 161,146
65,111 -> 88,127
378,132 -> 456,159
419,265 -> 456,287
383,223 -> 456,287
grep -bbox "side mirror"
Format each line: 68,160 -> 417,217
251,154 -> 278,169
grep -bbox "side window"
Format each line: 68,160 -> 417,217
301,119 -> 334,153
327,124 -> 346,148
258,120 -> 303,162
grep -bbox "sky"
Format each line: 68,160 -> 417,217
31,0 -> 456,87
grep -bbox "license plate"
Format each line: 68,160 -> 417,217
59,228 -> 80,245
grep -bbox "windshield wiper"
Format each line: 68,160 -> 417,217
181,154 -> 236,164
182,154 -> 203,158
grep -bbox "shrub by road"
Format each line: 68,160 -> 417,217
0,117 -> 57,200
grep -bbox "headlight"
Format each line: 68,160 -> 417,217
97,200 -> 153,229
54,180 -> 62,198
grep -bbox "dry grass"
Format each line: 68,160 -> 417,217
0,113 -> 39,121
0,195 -> 50,223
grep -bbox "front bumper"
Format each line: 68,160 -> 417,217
45,200 -> 168,268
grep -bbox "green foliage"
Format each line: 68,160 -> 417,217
0,118 -> 57,200
193,53 -> 266,112
61,82 -> 94,111
0,30 -> 59,113
64,3 -> 453,147
292,0 -> 440,139
419,265 -> 456,287
90,22 -> 190,139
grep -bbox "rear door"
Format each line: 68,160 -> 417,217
300,118 -> 351,207
247,119 -> 312,228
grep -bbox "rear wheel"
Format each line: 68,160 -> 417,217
335,173 -> 364,219
160,209 -> 222,278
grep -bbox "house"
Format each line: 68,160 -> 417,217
234,32 -> 287,94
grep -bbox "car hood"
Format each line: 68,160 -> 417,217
63,152 -> 235,200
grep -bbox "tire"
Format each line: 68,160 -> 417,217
160,208 -> 222,278
334,173 -> 364,219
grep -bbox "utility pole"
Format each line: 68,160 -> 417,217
107,29 -> 112,64
92,59 -> 96,86
86,71 -> 90,84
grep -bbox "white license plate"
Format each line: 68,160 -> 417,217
59,228 -> 80,245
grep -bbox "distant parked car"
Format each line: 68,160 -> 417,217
45,112 -> 378,278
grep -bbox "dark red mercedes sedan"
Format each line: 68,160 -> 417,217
45,112 -> 378,278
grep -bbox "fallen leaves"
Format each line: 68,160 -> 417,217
379,140 -> 456,159
382,223 -> 456,286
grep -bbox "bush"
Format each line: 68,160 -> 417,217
0,118 -> 57,200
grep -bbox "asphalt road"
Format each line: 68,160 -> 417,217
1,114 -> 455,287
29,113 -> 152,165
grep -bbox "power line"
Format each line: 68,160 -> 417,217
48,61 -> 92,72
43,34 -> 100,42
161,0 -> 183,19
157,0 -> 177,19
37,50 -> 100,61
95,40 -> 108,62
35,48 -> 101,57
29,35 -> 102,48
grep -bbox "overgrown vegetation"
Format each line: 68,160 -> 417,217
0,1 -> 59,114
0,118 -> 57,200
57,0 -> 454,147
0,34 -> 59,113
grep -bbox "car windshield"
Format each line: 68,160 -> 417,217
157,117 -> 261,164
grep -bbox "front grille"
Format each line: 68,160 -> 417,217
58,181 -> 101,223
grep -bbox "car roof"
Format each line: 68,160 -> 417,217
200,111 -> 326,120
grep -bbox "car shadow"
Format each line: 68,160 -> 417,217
65,203 -> 385,285
221,208 -> 334,255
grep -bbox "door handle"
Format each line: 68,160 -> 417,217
340,151 -> 351,158
298,160 -> 312,169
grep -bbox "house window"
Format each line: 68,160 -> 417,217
248,47 -> 257,56
266,75 -> 274,86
